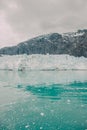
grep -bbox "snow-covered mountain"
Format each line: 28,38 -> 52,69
0,29 -> 87,57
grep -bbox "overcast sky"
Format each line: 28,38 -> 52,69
0,0 -> 87,48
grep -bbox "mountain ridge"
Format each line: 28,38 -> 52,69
0,29 -> 87,57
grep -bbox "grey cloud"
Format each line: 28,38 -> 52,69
0,0 -> 87,46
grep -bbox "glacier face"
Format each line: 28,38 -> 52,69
0,54 -> 87,71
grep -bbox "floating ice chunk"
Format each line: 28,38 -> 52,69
40,126 -> 43,129
25,124 -> 29,128
67,99 -> 71,104
40,112 -> 44,116
33,122 -> 35,125
81,104 -> 84,107
50,110 -> 54,113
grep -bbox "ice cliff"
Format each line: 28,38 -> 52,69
0,54 -> 87,71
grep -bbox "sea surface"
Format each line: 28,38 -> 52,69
0,70 -> 87,130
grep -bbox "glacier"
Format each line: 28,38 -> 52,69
0,54 -> 87,71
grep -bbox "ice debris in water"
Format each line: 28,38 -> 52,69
40,126 -> 43,129
81,104 -> 84,107
40,112 -> 44,116
25,124 -> 30,128
67,99 -> 71,104
33,122 -> 35,125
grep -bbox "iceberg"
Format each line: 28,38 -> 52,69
0,54 -> 87,71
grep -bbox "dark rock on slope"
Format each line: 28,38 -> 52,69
0,29 -> 87,57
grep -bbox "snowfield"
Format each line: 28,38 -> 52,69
0,54 -> 87,71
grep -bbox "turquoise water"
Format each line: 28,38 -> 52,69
0,71 -> 87,130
